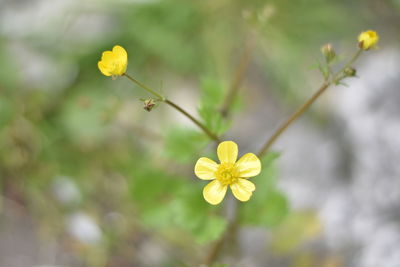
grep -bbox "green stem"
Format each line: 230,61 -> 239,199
258,82 -> 330,158
204,198 -> 239,266
342,49 -> 363,73
124,73 -> 165,101
258,49 -> 363,158
123,73 -> 220,142
220,41 -> 254,118
164,99 -> 221,142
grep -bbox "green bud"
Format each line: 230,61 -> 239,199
321,44 -> 336,64
343,67 -> 357,77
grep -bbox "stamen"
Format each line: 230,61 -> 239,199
216,163 -> 239,186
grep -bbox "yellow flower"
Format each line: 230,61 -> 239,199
194,141 -> 261,205
358,30 -> 379,50
98,45 -> 128,77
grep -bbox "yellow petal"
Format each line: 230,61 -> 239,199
235,153 -> 261,178
98,61 -> 112,76
230,178 -> 255,202
113,45 -> 128,61
101,51 -> 115,63
358,30 -> 379,50
217,141 -> 238,164
113,45 -> 128,75
98,46 -> 128,77
194,157 -> 218,180
116,62 -> 127,76
203,180 -> 227,205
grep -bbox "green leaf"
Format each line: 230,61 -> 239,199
197,106 -> 230,135
200,77 -> 225,107
170,184 -> 227,244
194,215 -> 227,244
240,188 -> 289,228
260,190 -> 289,227
239,153 -> 289,228
197,77 -> 230,135
164,127 -> 208,163
140,205 -> 174,229
128,163 -> 185,229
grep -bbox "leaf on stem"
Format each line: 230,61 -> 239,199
239,153 -> 289,228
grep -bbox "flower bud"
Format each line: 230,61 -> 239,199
98,45 -> 128,77
321,43 -> 336,63
358,30 -> 379,50
343,67 -> 356,77
143,99 -> 156,112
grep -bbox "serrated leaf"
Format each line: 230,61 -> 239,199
194,215 -> 227,244
261,190 -> 289,227
239,153 -> 289,228
200,77 -> 225,107
170,184 -> 227,244
240,188 -> 289,228
197,106 -> 230,135
164,127 -> 208,163
198,77 -> 231,135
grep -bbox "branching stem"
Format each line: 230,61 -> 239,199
204,48 -> 364,266
124,73 -> 220,142
257,49 -> 363,157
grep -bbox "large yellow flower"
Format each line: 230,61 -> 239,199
98,45 -> 128,77
194,141 -> 261,205
358,30 -> 379,50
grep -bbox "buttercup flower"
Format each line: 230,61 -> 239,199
358,30 -> 379,50
194,141 -> 261,205
98,45 -> 128,77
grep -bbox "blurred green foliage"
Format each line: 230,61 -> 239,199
198,77 -> 231,135
164,127 -> 208,163
271,211 -> 322,253
0,0 -> 397,265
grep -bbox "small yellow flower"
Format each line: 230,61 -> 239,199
358,30 -> 379,50
98,45 -> 128,77
194,141 -> 261,205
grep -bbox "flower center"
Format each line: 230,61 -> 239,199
216,163 -> 239,186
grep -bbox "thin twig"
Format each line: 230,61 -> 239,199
124,73 -> 165,101
258,49 -> 363,158
258,82 -> 330,158
203,198 -> 239,266
220,41 -> 254,118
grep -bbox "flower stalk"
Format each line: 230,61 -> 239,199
220,40 -> 254,118
123,73 -> 221,142
164,99 -> 221,142
123,73 -> 165,101
257,49 -> 363,158
204,215 -> 239,265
